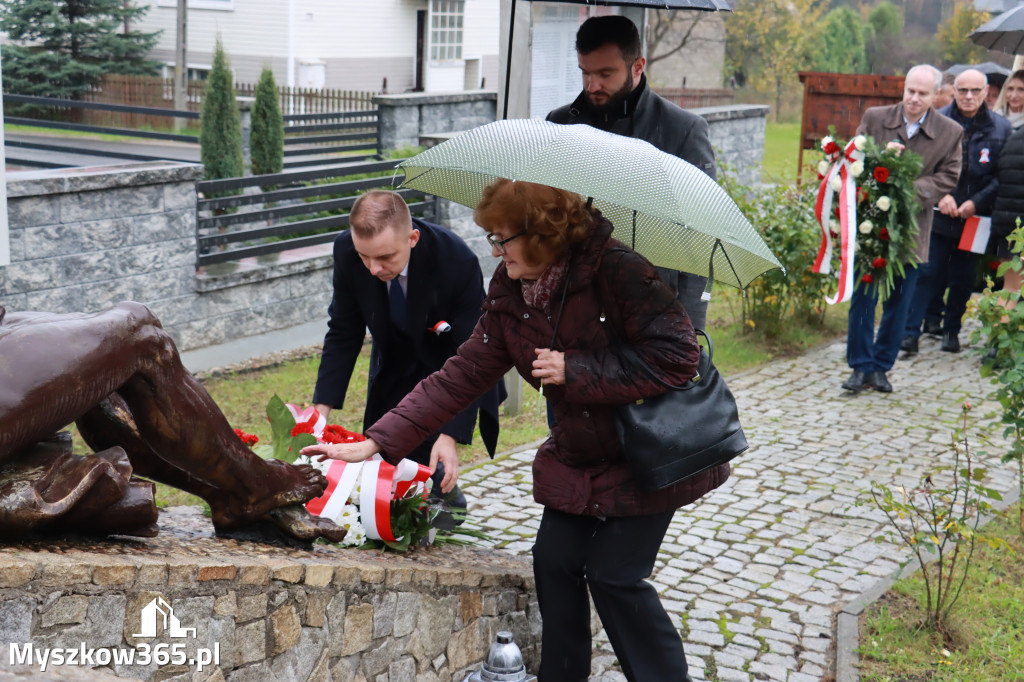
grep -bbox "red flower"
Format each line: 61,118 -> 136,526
861,273 -> 874,283
291,412 -> 319,437
321,424 -> 367,444
879,228 -> 890,241
990,260 -> 1001,271
873,166 -> 889,183
857,187 -> 869,203
824,141 -> 840,155
233,428 -> 259,447
872,257 -> 887,268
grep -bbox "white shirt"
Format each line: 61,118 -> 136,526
905,110 -> 928,139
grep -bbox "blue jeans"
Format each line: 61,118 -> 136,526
904,233 -> 978,339
847,265 -> 921,374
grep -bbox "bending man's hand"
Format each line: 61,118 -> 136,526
301,438 -> 380,463
532,348 -> 566,386
429,434 -> 459,494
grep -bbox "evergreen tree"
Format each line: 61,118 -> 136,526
200,39 -> 244,183
0,0 -> 160,97
250,66 -> 284,178
811,7 -> 868,74
866,2 -> 904,75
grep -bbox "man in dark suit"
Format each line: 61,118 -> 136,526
842,64 -> 963,393
547,14 -> 716,330
312,190 -> 500,512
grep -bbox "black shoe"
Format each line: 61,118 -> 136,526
842,370 -> 871,392
941,332 -> 960,353
868,371 -> 892,392
923,319 -> 942,336
900,336 -> 919,355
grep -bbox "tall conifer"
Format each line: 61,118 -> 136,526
200,38 -> 244,184
250,66 -> 284,178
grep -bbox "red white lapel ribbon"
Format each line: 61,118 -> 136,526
813,137 -> 865,304
286,404 -> 432,543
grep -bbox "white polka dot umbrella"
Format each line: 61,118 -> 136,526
399,118 -> 782,290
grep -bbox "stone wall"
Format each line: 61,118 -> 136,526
696,104 -> 771,187
374,92 -> 498,152
0,162 -> 334,352
0,511 -> 539,682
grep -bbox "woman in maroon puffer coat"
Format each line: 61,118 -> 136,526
303,179 -> 730,682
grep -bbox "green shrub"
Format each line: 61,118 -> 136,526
720,174 -> 832,337
250,66 -> 284,179
200,38 -> 243,184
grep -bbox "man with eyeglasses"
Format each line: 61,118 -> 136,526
901,68 -> 1013,355
547,14 -> 716,332
312,190 -> 504,524
841,64 -> 963,394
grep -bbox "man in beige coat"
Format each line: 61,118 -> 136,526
842,64 -> 963,393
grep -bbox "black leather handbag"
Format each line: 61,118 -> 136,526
612,329 -> 749,491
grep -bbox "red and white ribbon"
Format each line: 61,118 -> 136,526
303,456 -> 431,542
284,403 -> 432,542
812,139 -> 864,304
286,403 -> 327,439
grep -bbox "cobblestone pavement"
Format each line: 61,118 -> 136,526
459,332 -> 1017,682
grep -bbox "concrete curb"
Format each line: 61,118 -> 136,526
833,478 -> 1022,681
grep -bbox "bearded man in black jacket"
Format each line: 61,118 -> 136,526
547,14 -> 716,331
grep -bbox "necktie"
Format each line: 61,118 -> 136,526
389,277 -> 408,333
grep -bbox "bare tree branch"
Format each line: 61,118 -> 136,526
647,11 -> 710,66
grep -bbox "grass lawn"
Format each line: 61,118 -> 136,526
761,122 -> 809,185
858,502 -> 1024,680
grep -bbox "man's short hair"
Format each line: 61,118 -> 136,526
906,64 -> 943,93
349,190 -> 412,239
576,15 -> 642,65
941,71 -> 956,87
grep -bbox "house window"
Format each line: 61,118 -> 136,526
430,0 -> 464,62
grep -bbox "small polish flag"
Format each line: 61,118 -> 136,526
959,216 -> 991,254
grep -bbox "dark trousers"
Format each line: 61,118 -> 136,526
532,508 -> 688,682
847,265 -> 920,373
905,232 -> 979,338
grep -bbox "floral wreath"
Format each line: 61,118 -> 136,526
811,133 -> 922,302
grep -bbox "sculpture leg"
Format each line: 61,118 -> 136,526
0,303 -> 332,536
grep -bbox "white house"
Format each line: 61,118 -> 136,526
136,0 -> 502,93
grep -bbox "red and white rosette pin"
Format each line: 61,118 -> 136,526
812,136 -> 865,305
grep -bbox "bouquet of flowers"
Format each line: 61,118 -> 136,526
235,396 -> 481,552
811,133 -> 922,303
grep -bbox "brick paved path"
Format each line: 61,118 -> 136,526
459,333 -> 1017,682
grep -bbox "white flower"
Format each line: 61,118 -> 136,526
821,135 -> 833,151
875,196 -> 891,212
830,219 -> 840,232
858,220 -> 873,234
818,160 -> 830,176
850,161 -> 864,177
853,135 -> 867,150
830,177 -> 842,192
341,521 -> 367,547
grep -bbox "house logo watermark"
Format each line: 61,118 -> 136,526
9,596 -> 219,673
134,597 -> 196,638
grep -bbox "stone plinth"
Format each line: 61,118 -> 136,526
0,507 -> 538,682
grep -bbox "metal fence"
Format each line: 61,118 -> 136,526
3,93 -> 199,168
195,158 -> 435,268
281,109 -> 380,169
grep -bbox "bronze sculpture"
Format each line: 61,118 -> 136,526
0,302 -> 345,543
